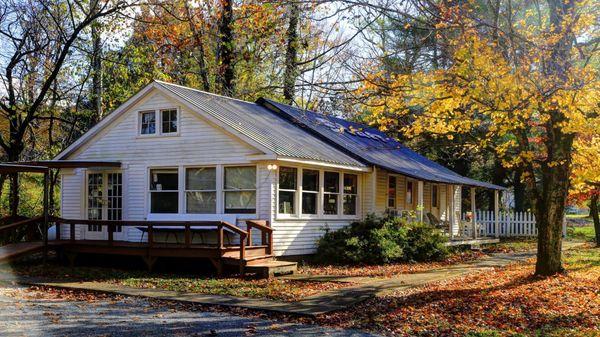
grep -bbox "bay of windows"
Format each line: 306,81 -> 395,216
149,166 -> 256,214
278,166 -> 358,218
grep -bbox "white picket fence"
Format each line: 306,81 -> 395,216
461,210 -> 566,237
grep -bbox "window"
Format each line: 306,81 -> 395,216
302,169 -> 319,214
149,169 -> 178,213
278,167 -> 297,214
161,109 -> 178,134
406,180 -> 414,207
431,185 -> 439,208
343,174 -> 358,215
186,167 -> 216,213
224,166 -> 256,214
388,176 -> 397,208
140,111 -> 156,135
323,172 -> 339,215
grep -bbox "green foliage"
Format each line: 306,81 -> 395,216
316,214 -> 448,264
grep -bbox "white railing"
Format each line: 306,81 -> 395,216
461,210 -> 565,237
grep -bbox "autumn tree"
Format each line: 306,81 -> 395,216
0,0 -> 134,215
356,0 -> 599,275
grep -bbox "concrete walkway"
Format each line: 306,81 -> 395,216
0,284 -> 380,337
0,251 -> 538,316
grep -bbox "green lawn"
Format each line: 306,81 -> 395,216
568,225 -> 596,242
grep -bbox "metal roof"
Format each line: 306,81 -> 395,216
258,98 -> 506,190
155,81 -> 365,168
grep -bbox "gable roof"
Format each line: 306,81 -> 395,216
56,81 -> 365,169
258,98 -> 505,190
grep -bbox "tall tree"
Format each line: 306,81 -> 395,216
0,0 -> 132,215
356,0 -> 599,275
283,1 -> 300,103
216,0 -> 235,95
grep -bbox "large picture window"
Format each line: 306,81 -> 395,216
224,166 -> 256,214
323,172 -> 339,215
186,167 -> 216,213
149,169 -> 178,213
278,167 -> 297,214
301,169 -> 319,214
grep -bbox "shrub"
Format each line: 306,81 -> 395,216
315,214 -> 448,265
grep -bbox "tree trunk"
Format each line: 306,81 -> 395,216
590,193 -> 600,247
90,14 -> 103,125
513,168 -> 527,212
283,1 -> 300,104
216,0 -> 235,96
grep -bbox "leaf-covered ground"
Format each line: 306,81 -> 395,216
3,262 -> 352,302
299,250 -> 487,278
314,246 -> 600,337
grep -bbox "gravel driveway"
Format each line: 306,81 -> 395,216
0,285 -> 379,337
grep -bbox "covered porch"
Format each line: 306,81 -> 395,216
369,167 -> 503,246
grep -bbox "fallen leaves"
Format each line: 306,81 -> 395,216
315,247 -> 600,337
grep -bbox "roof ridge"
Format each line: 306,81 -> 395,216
154,80 -> 257,105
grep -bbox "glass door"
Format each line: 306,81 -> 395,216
85,172 -> 123,240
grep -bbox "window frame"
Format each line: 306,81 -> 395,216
431,184 -> 439,208
405,179 -> 415,210
388,175 -> 397,210
160,108 -> 179,135
322,171 -> 340,217
139,110 -> 157,136
277,166 -> 298,216
138,108 -> 180,137
223,165 -> 257,214
185,166 -> 217,214
342,173 -> 358,216
148,167 -> 180,214
276,166 -> 360,220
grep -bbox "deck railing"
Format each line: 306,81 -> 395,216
50,216 -> 274,261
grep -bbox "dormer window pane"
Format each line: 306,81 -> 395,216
140,111 -> 156,134
161,109 -> 178,134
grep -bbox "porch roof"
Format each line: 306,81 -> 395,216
13,160 -> 122,169
0,163 -> 49,174
258,99 -> 506,190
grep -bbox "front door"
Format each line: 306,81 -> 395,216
85,172 -> 123,240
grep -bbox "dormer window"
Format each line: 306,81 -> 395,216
139,108 -> 179,136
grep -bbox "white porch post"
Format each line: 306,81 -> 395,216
470,187 -> 477,239
449,185 -> 455,239
417,180 -> 424,222
494,190 -> 500,238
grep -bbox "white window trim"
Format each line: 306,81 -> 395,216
276,166 -> 360,220
146,164 -> 257,216
137,107 -> 180,137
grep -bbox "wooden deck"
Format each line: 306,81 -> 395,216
0,216 -> 295,277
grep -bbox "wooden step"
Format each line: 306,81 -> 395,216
245,260 -> 297,278
0,242 -> 44,263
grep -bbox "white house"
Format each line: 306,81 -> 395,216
54,80 -> 504,257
